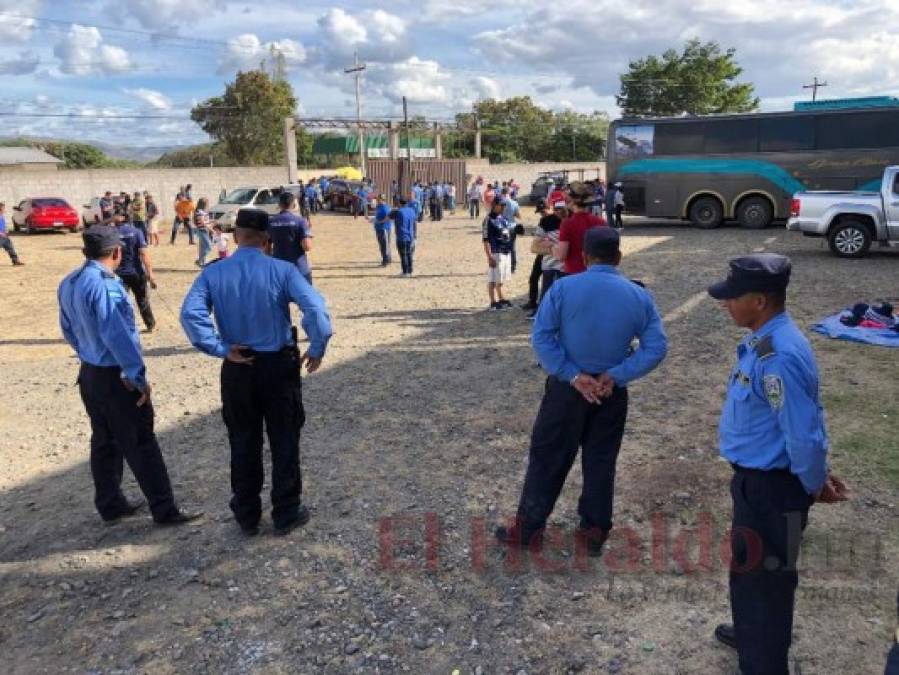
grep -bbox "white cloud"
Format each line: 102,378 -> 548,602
315,8 -> 411,68
472,0 -> 899,104
123,87 -> 172,110
0,51 -> 39,75
106,0 -> 228,31
218,33 -> 306,74
366,57 -> 451,104
53,25 -> 133,76
0,0 -> 41,42
470,76 -> 501,101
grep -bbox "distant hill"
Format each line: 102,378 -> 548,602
89,141 -> 184,163
0,136 -> 198,163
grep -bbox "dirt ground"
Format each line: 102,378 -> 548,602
0,208 -> 896,675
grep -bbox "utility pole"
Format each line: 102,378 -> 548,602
403,96 -> 412,196
344,51 -> 367,176
803,76 -> 828,102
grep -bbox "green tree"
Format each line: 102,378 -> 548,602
153,143 -> 238,168
191,69 -> 307,165
450,99 -> 608,161
617,39 -> 759,116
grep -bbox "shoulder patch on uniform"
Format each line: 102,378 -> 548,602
763,374 -> 784,409
754,335 -> 776,360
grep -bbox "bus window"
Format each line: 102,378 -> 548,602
758,117 -> 815,152
705,119 -> 759,153
655,123 -> 706,155
816,111 -> 899,150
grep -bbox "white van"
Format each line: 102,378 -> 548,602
209,185 -> 295,230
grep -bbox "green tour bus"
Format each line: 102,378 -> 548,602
607,98 -> 899,229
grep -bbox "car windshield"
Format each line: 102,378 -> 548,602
33,198 -> 69,207
220,188 -> 258,204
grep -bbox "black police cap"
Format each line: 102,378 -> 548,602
583,226 -> 620,258
235,208 -> 269,231
82,224 -> 122,255
708,253 -> 791,299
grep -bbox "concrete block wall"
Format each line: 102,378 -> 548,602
0,166 -> 326,221
0,161 -> 606,222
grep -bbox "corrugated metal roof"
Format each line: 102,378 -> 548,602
0,147 -> 63,165
312,135 -> 434,154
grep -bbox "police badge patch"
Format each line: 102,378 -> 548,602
764,374 -> 784,409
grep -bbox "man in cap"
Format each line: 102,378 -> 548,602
707,253 -> 849,674
58,225 -> 202,526
496,228 -> 667,555
269,191 -> 313,284
180,208 -> 332,537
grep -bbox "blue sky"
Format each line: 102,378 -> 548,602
1,0 -> 897,148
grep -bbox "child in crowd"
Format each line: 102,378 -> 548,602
213,223 -> 230,259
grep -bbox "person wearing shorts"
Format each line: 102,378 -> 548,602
482,200 -> 514,310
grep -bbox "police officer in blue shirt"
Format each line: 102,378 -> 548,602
180,208 -> 333,537
496,228 -> 667,555
269,191 -> 313,284
708,254 -> 849,674
58,225 -> 201,526
112,208 -> 157,331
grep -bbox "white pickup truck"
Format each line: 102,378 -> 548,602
787,165 -> 899,258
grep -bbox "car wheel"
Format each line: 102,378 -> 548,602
13,220 -> 20,233
736,196 -> 773,229
828,221 -> 871,258
688,196 -> 724,229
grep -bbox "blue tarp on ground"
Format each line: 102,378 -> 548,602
811,313 -> 899,348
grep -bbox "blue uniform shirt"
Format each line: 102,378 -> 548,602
391,206 -> 417,242
532,264 -> 667,386
373,203 -> 392,231
269,210 -> 311,276
719,312 -> 829,494
116,223 -> 146,277
180,246 -> 332,359
58,260 -> 148,390
0,214 -> 7,235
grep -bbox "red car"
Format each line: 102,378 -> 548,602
12,198 -> 80,233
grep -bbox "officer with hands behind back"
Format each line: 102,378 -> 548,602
58,225 -> 202,526
708,253 -> 849,675
180,208 -> 333,537
496,227 -> 667,556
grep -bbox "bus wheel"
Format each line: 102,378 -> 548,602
736,196 -> 773,229
828,221 -> 871,258
688,197 -> 724,229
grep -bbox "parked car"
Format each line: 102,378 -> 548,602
787,165 -> 899,258
324,179 -> 365,212
209,186 -> 290,231
526,171 -> 570,205
81,197 -> 103,226
12,198 -> 80,233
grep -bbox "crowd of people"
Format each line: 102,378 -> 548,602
39,162 -> 883,674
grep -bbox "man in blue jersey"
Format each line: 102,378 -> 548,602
269,192 -> 313,284
390,198 -> 418,277
372,194 -> 392,266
